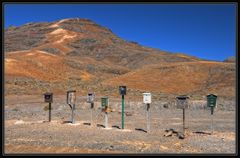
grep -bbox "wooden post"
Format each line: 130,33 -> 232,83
91,103 -> 94,126
72,104 -> 75,124
183,108 -> 185,135
49,103 -> 51,122
147,103 -> 150,133
105,112 -> 108,128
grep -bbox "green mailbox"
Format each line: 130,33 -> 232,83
101,97 -> 109,108
207,94 -> 217,107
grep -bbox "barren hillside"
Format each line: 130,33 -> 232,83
4,18 -> 235,99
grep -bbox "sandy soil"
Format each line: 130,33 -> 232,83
4,95 -> 236,154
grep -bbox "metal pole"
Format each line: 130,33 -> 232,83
49,103 -> 51,122
147,103 -> 150,133
72,104 -> 75,124
91,103 -> 94,126
122,95 -> 124,129
183,108 -> 185,135
211,107 -> 214,134
105,112 -> 108,128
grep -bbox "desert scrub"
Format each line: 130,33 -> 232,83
43,105 -> 52,111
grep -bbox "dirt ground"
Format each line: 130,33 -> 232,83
4,95 -> 236,154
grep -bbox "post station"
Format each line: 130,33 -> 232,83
207,94 -> 217,115
101,97 -> 109,128
87,92 -> 95,125
207,94 -> 217,134
67,90 -> 76,124
44,92 -> 53,122
143,93 -> 151,133
176,95 -> 189,136
119,86 -> 127,129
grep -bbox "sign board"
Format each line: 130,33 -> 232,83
87,93 -> 94,103
44,92 -> 53,103
207,94 -> 217,107
67,90 -> 76,105
176,95 -> 189,109
101,97 -> 109,107
143,93 -> 151,104
119,86 -> 127,95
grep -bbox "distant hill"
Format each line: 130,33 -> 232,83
223,56 -> 235,63
4,18 -> 235,100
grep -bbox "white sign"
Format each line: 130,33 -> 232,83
143,93 -> 151,104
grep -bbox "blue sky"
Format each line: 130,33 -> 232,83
4,3 -> 237,61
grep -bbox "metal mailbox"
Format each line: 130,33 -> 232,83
44,92 -> 53,103
67,90 -> 76,105
207,94 -> 217,107
119,86 -> 127,95
176,95 -> 189,109
87,92 -> 94,103
143,93 -> 151,104
101,97 -> 109,108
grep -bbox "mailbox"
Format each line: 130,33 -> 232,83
207,94 -> 217,107
87,93 -> 94,103
119,86 -> 127,95
67,90 -> 76,105
176,95 -> 189,109
101,97 -> 109,108
44,92 -> 53,103
143,93 -> 151,104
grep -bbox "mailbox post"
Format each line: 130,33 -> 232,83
143,93 -> 151,133
119,86 -> 127,129
67,90 -> 76,124
101,97 -> 109,128
207,94 -> 217,134
176,95 -> 189,136
87,92 -> 95,126
44,92 -> 53,122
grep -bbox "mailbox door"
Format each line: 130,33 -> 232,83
119,86 -> 126,95
207,96 -> 217,107
87,93 -> 94,103
101,98 -> 108,107
44,94 -> 53,103
143,93 -> 151,104
176,98 -> 188,109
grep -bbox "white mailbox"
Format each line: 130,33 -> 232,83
143,93 -> 151,104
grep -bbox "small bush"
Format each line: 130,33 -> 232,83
43,105 -> 52,111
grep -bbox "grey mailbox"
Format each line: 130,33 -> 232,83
87,92 -> 94,103
176,95 -> 189,109
67,90 -> 76,106
66,90 -> 76,124
176,95 -> 189,137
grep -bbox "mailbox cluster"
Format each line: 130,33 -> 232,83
43,87 -> 218,136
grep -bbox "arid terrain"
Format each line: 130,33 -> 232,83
4,95 -> 236,154
4,18 -> 236,154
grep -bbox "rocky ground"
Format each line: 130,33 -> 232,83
4,95 -> 236,154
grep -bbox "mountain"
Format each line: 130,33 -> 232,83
223,56 -> 235,63
4,18 -> 235,100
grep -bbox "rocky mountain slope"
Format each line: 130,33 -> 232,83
4,18 -> 235,100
